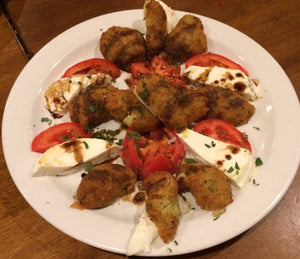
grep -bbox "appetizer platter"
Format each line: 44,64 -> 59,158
2,0 -> 300,256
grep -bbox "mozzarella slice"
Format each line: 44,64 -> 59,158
32,138 -> 121,177
44,73 -> 112,118
178,129 -> 255,188
184,66 -> 259,101
127,211 -> 158,256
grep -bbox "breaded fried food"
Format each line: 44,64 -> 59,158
68,84 -> 115,128
197,86 -> 255,126
100,26 -> 147,72
144,0 -> 167,59
135,73 -> 209,132
178,162 -> 233,211
162,14 -> 207,64
143,171 -> 180,243
77,163 -> 137,209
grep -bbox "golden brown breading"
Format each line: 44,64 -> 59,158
77,163 -> 137,209
135,73 -> 209,132
143,171 -> 180,243
68,84 -> 115,128
196,86 -> 255,126
162,14 -> 207,64
178,162 -> 233,211
100,26 -> 147,72
144,0 -> 167,60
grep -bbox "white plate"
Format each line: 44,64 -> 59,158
2,10 -> 300,256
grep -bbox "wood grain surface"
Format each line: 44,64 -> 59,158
0,0 -> 299,258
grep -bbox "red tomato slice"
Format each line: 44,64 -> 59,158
131,61 -> 153,78
121,128 -> 184,179
185,53 -> 249,76
131,56 -> 184,87
121,130 -> 143,175
193,119 -> 252,152
31,122 -> 93,153
61,58 -> 120,78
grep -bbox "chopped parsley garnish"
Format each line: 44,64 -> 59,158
227,167 -> 234,173
252,179 -> 260,186
140,88 -> 148,99
61,135 -> 70,141
94,128 -> 120,144
77,81 -> 82,85
235,162 -> 240,170
87,75 -> 92,79
185,158 -> 198,164
41,117 -> 52,125
253,126 -> 260,131
255,157 -> 263,167
85,163 -> 95,172
88,104 -> 96,113
83,141 -> 89,149
174,240 -> 178,246
213,216 -> 220,221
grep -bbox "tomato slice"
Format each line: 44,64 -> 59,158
131,56 -> 184,87
61,58 -> 120,78
185,53 -> 249,76
131,61 -> 153,78
31,122 -> 93,153
121,128 -> 185,179
193,119 -> 252,152
121,130 -> 143,175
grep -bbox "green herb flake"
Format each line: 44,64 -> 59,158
61,135 -> 70,141
235,162 -> 240,170
205,143 -> 211,148
41,117 -> 51,123
217,129 -> 226,134
252,179 -> 260,186
116,139 -> 123,146
174,240 -> 178,246
88,104 -> 96,113
167,248 -> 172,253
255,157 -> 263,167
77,81 -> 82,85
253,126 -> 260,131
213,216 -> 220,221
85,163 -> 95,172
83,141 -> 89,149
141,88 -> 148,99
185,158 -> 198,164
211,141 -> 216,147
227,167 -> 234,173
87,75 -> 92,79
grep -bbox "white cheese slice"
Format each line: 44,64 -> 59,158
178,129 -> 255,188
127,211 -> 158,256
32,138 -> 121,177
44,73 -> 111,118
184,66 -> 259,101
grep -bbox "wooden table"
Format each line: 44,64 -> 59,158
0,0 -> 299,258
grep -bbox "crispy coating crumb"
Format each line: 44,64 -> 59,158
100,26 -> 146,72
